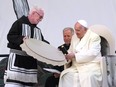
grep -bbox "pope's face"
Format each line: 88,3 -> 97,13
74,23 -> 87,39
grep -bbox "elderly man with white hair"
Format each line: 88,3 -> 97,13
58,20 -> 102,87
4,7 -> 49,87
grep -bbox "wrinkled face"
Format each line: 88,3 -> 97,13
63,29 -> 73,44
74,23 -> 87,39
30,11 -> 43,24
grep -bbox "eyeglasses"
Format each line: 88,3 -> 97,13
35,12 -> 43,19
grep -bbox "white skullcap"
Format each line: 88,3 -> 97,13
77,20 -> 88,28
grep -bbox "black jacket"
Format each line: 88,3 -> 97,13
7,16 -> 49,50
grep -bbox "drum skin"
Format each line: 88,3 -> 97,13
20,39 -> 67,66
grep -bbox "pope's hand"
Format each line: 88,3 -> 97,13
65,53 -> 75,61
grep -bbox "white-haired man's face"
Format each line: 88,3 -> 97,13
63,29 -> 73,45
29,11 -> 43,24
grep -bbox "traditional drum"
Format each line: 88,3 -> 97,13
20,39 -> 67,66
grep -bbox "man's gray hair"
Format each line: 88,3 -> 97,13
63,27 -> 74,35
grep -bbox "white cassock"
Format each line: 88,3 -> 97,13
58,29 -> 102,87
